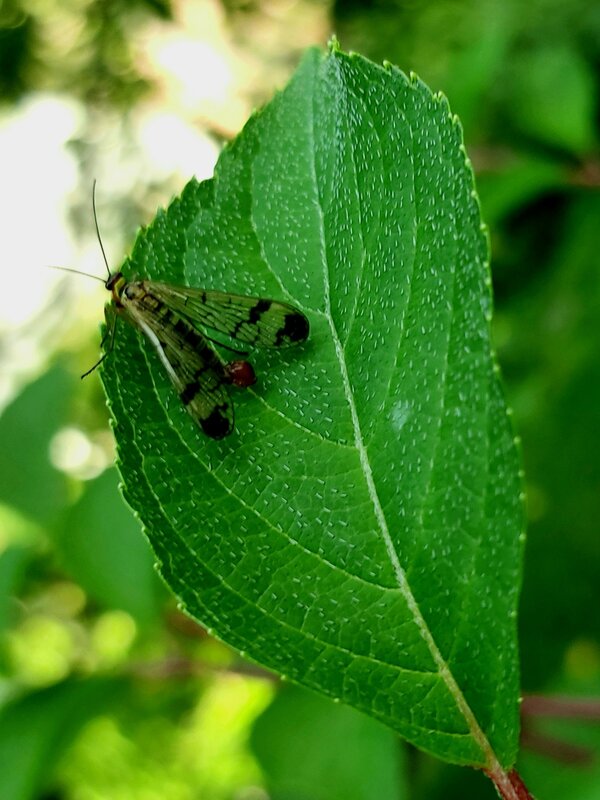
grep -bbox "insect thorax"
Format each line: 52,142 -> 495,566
106,272 -> 128,305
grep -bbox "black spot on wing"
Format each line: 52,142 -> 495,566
201,406 -> 233,439
251,299 -> 272,320
277,311 -> 310,345
232,299 -> 272,339
171,318 -> 207,351
180,380 -> 200,406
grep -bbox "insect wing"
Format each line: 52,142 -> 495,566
148,283 -> 310,348
119,287 -> 234,439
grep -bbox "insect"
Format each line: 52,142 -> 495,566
56,184 -> 310,439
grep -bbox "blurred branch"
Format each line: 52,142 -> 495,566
522,694 -> 600,720
569,158 -> 600,188
520,694 -> 600,766
127,655 -> 276,682
520,726 -> 595,766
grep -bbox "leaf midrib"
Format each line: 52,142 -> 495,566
309,60 -> 500,769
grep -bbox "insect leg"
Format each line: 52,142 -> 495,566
81,308 -> 118,379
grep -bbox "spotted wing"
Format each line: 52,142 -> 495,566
148,283 -> 310,348
120,292 -> 234,439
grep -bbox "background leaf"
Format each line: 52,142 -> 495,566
251,684 -> 406,800
506,44 -> 596,155
0,545 -> 29,672
54,467 -> 165,625
102,47 -> 524,768
0,366 -> 73,526
0,678 -> 124,800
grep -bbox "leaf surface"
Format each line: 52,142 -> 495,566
102,47 -> 524,767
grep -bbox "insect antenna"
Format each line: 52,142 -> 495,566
48,265 -> 106,282
51,183 -> 120,378
92,179 -> 112,280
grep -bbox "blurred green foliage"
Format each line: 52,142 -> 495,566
0,0 -> 172,104
252,686 -> 407,800
0,0 -> 599,797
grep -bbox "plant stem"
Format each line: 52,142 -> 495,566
484,765 -> 534,800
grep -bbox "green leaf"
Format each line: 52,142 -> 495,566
477,155 -> 565,228
507,44 -> 596,155
0,366 -> 73,525
0,546 -> 29,635
0,545 -> 30,672
54,468 -> 164,625
102,47 -> 524,768
252,685 -> 406,800
506,194 -> 600,689
0,678 -> 124,800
